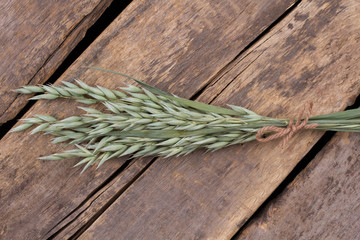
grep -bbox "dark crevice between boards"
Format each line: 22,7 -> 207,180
69,157 -> 158,240
46,156 -> 157,239
190,0 -> 302,102
46,158 -> 134,239
230,94 -> 360,240
230,131 -> 336,240
0,0 -> 132,140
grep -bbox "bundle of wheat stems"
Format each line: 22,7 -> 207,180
12,68 -> 360,172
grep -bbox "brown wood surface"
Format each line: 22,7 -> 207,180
0,0 -> 297,239
79,0 -> 360,239
0,0 -> 113,124
236,131 -> 360,240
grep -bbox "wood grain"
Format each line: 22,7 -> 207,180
0,0 -> 114,124
236,131 -> 360,240
79,0 -> 360,239
0,0 -> 297,239
46,157 -> 154,239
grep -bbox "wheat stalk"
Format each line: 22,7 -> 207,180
12,68 -> 360,172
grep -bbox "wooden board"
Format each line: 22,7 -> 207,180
0,0 -> 114,124
236,131 -> 360,240
79,0 -> 360,239
0,0 -> 297,239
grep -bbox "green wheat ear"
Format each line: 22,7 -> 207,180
12,67 -> 360,172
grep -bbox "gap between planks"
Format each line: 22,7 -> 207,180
191,0 -> 302,102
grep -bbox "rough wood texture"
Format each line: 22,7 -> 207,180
236,131 -> 360,240
0,0 -> 113,124
46,157 -> 154,239
79,0 -> 360,239
0,0 -> 297,239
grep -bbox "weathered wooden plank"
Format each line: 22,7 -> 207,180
0,0 -> 114,124
236,131 -> 360,240
0,0 -> 297,239
79,0 -> 360,239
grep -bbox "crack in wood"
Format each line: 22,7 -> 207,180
45,159 -> 133,238
191,0 -> 302,103
68,158 -> 157,240
209,49 -> 266,105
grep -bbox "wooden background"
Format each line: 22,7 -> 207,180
1,0 -> 359,239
